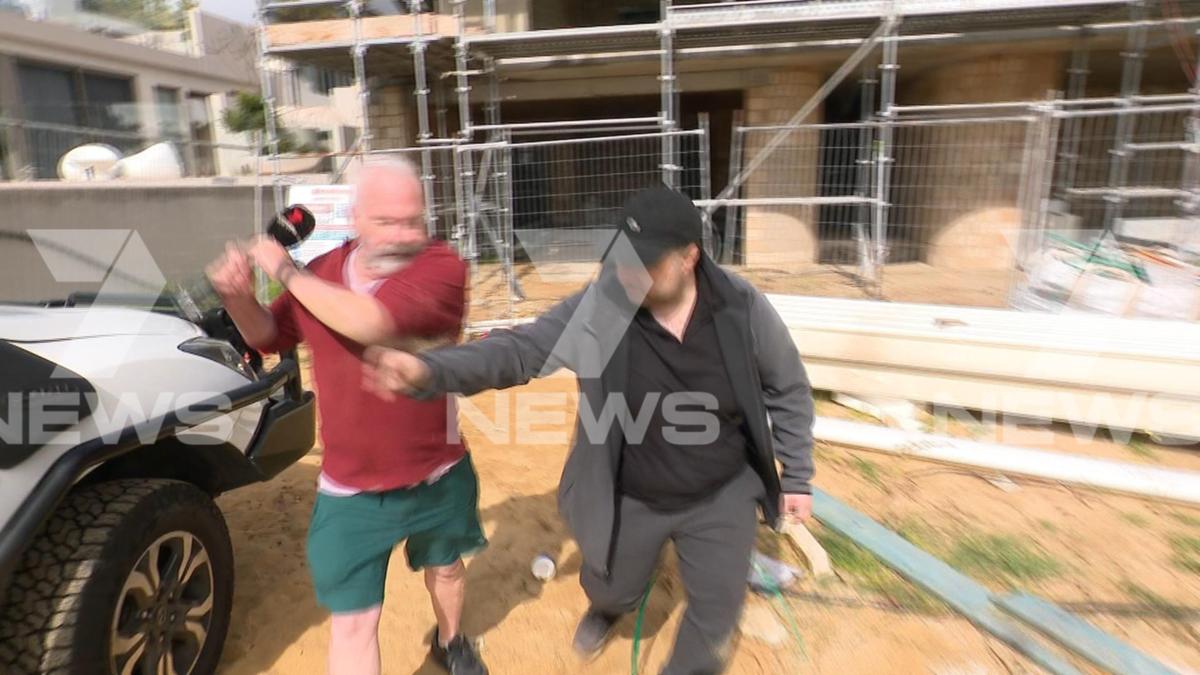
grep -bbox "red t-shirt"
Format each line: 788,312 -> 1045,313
259,239 -> 467,491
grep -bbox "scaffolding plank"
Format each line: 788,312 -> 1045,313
1064,187 -> 1189,198
811,488 -> 1083,675
265,14 -> 460,49
996,594 -> 1179,675
668,0 -> 1131,29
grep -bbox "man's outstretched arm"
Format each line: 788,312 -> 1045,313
249,237 -> 398,346
364,291 -> 584,399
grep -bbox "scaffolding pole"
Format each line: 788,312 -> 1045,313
1056,32 -> 1092,203
660,0 -> 679,187
723,110 -> 744,264
351,0 -> 371,160
454,0 -> 478,271
500,129 -> 520,308
485,0 -> 496,32
409,0 -> 437,235
473,117 -> 664,131
483,57 -> 523,303
855,65 -> 877,282
255,1 -> 285,211
1098,0 -> 1149,241
1179,29 -> 1200,243
871,16 -> 900,285
705,16 -> 898,222
698,112 -> 714,256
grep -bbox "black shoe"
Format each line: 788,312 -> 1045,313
431,628 -> 489,675
572,609 -> 619,658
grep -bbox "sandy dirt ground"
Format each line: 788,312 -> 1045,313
467,262 -> 1013,323
215,366 -> 1200,675
215,266 -> 1199,674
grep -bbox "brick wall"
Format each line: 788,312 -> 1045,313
740,69 -> 823,267
900,52 -> 1064,270
367,83 -> 416,150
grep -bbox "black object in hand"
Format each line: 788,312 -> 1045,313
267,205 -> 316,247
175,204 -> 317,322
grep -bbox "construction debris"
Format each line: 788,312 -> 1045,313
1013,231 -> 1200,320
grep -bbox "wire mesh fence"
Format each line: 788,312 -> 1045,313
728,116 -> 1034,293
887,115 -> 1035,271
724,123 -> 878,270
457,129 -> 708,324
1011,102 -> 1200,319
1051,104 -> 1199,231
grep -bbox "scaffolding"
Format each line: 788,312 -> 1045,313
255,0 -> 1200,318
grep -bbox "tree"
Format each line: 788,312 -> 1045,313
81,0 -> 192,30
221,92 -> 300,154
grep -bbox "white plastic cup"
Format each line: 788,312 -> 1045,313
531,554 -> 556,581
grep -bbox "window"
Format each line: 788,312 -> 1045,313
186,93 -> 215,176
15,62 -> 136,178
16,63 -> 79,126
316,68 -> 353,96
82,73 -> 136,132
154,86 -> 183,140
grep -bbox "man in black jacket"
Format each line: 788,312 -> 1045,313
364,186 -> 814,675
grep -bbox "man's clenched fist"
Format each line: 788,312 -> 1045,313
206,242 -> 255,302
362,347 -> 433,400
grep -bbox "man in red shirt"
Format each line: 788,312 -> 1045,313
206,159 -> 488,675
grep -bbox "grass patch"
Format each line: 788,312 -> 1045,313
1119,512 -> 1150,528
1125,440 -> 1159,461
1037,519 -> 1059,533
816,527 -> 887,578
1120,580 -> 1189,621
812,442 -> 839,465
850,456 -> 889,492
945,534 -> 1062,587
889,516 -> 944,551
1169,511 -> 1200,529
814,527 -> 946,614
1169,535 -> 1200,574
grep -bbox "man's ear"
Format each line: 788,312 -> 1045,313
683,243 -> 701,270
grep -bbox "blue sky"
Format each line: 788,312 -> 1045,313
200,0 -> 255,25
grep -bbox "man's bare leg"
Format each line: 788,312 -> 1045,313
329,605 -> 382,675
425,560 -> 466,644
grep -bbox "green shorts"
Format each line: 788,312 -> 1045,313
306,456 -> 488,613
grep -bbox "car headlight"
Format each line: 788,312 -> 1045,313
179,337 -> 257,380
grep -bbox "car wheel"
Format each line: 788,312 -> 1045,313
0,479 -> 234,675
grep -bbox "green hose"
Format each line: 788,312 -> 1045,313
629,560 -> 808,675
631,572 -> 658,675
751,560 -> 808,659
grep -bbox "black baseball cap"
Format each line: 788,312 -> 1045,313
617,185 -> 704,265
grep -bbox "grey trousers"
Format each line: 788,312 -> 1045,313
581,465 -> 765,675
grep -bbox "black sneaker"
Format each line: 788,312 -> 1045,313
430,628 -> 489,675
572,609 -> 619,658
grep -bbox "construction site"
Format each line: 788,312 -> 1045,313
196,2 -> 1200,673
254,0 -> 1200,322
2,0 -> 1200,674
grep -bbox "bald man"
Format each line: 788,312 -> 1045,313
206,160 -> 488,675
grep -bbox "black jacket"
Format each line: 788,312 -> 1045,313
419,256 -> 814,577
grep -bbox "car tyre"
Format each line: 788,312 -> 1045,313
0,479 -> 234,675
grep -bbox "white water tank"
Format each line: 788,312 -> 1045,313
116,142 -> 184,180
57,144 -> 122,181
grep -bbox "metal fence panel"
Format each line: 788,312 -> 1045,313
1052,105 -> 1198,230
731,116 -> 1034,279
458,130 -> 707,324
